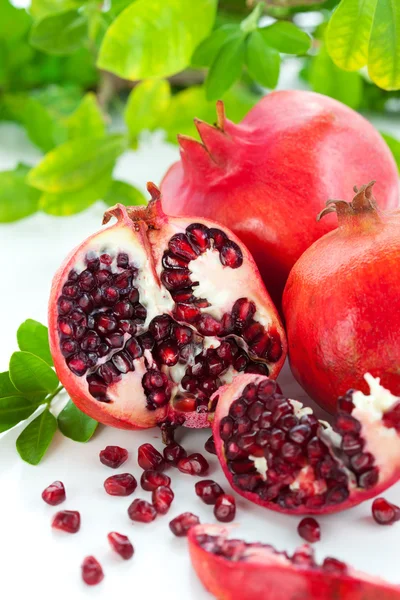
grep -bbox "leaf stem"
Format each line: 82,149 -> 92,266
46,385 -> 64,405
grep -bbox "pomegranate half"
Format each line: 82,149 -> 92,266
48,184 -> 286,431
189,524 -> 400,600
160,92 -> 399,306
283,182 -> 400,414
212,373 -> 400,514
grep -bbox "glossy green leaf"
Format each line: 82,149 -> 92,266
0,165 -> 40,223
28,134 -> 126,193
125,79 -> 171,143
58,400 -> 98,442
0,397 -> 37,433
30,9 -> 88,56
369,0 -> 400,90
0,0 -> 31,42
17,320 -> 53,366
39,169 -> 113,215
103,180 -> 146,207
67,92 -> 105,139
326,0 -> 376,71
9,352 -> 59,395
30,0 -> 81,20
98,0 -> 217,79
191,25 -> 240,67
245,31 -> 281,89
381,132 -> 400,172
260,21 -> 311,55
16,409 -> 57,465
206,34 -> 246,100
0,372 -> 24,399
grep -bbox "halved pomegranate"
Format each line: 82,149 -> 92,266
212,373 -> 400,514
188,524 -> 400,600
49,184 -> 285,431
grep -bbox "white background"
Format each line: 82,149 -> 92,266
1,108 -> 400,600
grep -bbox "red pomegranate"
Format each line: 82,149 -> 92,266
283,181 -> 400,414
189,524 -> 400,600
212,373 -> 400,515
160,91 -> 399,306
48,184 -> 285,432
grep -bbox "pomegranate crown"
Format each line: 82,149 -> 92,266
102,182 -> 166,229
317,181 -> 379,223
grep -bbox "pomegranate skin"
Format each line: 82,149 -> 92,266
161,91 -> 399,306
283,182 -> 400,414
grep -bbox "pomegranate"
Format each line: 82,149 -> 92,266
212,373 -> 400,514
42,481 -> 66,505
81,556 -> 104,585
160,93 -> 399,306
48,184 -> 285,432
188,524 -> 400,600
283,182 -> 400,413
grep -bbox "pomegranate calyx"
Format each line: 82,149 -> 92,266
317,180 -> 380,225
102,184 -> 166,229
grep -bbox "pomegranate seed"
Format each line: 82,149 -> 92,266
163,441 -> 187,465
195,480 -> 224,505
204,435 -> 217,455
177,453 -> 209,476
214,494 -> 236,522
322,557 -> 348,575
149,315 -> 172,340
219,241 -> 243,268
174,303 -> 201,322
232,298 -> 256,330
335,413 -> 361,434
372,497 -> 400,525
99,446 -> 128,468
210,228 -> 228,250
108,532 -> 134,560
141,470 -> 171,491
104,473 -> 137,496
81,556 -> 104,585
125,337 -> 143,359
137,443 -> 165,471
169,512 -> 200,537
52,510 -> 80,533
152,486 -> 174,514
297,517 -> 321,543
169,233 -> 199,260
292,545 -> 316,567
158,340 -> 179,365
42,481 -> 66,505
196,314 -> 222,336
186,223 -> 211,252
117,252 -> 129,267
128,499 -> 157,523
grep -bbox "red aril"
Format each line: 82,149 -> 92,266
152,486 -> 174,514
177,453 -> 209,476
52,510 -> 80,533
128,499 -> 157,523
298,517 -> 321,543
163,441 -> 187,465
141,470 -> 171,491
372,498 -> 400,526
104,473 -> 137,496
204,436 -> 217,455
48,185 -> 285,432
108,532 -> 134,559
160,93 -> 399,306
99,445 -> 128,468
195,480 -> 224,505
81,556 -> 104,586
137,443 -> 165,471
169,512 -> 200,537
214,494 -> 236,522
42,481 -> 66,505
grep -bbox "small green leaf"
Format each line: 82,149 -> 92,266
0,165 -> 40,223
17,320 -> 53,366
0,397 -> 37,434
0,0 -> 31,42
368,0 -> 400,90
206,34 -> 246,100
30,9 -> 88,56
39,169 -> 113,215
67,92 -> 105,140
98,0 -> 217,80
58,400 -> 98,442
103,180 -> 146,207
16,408 -> 57,465
0,372 -> 24,399
240,2 -> 264,34
30,0 -> 81,20
28,134 -> 126,193
246,31 -> 281,89
191,25 -> 240,67
9,352 -> 59,395
125,79 -> 171,144
381,132 -> 400,172
260,21 -> 312,55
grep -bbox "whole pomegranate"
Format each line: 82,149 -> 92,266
283,181 -> 400,414
48,184 -> 286,431
160,92 -> 398,305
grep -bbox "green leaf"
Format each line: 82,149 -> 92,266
309,43 -> 362,109
28,134 -> 126,193
191,25 -> 240,67
9,352 -> 59,395
326,0 -> 376,71
30,9 -> 88,56
39,169 -> 113,215
245,31 -> 281,89
381,132 -> 400,172
98,0 -> 217,80
259,21 -> 312,55
206,34 -> 246,100
17,320 -> 53,367
0,397 -> 37,434
103,180 -> 146,207
125,79 -> 171,144
0,372 -> 24,399
67,92 -> 105,140
30,0 -> 81,20
0,165 -> 40,223
16,408 -> 57,465
368,0 -> 400,90
0,0 -> 31,42
58,400 -> 98,442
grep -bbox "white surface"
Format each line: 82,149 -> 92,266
1,121 -> 400,600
